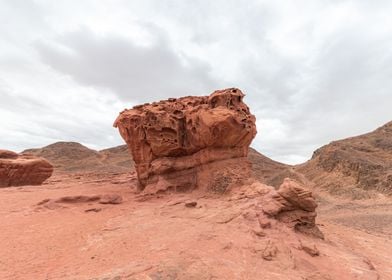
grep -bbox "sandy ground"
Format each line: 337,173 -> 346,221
1,173 -> 391,280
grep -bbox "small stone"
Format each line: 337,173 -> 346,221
252,229 -> 266,237
222,242 -> 233,250
258,216 -> 272,229
185,201 -> 197,208
262,240 -> 278,261
242,211 -> 257,221
301,242 -> 320,257
99,194 -> 123,204
85,208 -> 102,213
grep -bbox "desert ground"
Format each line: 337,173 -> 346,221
1,169 -> 391,280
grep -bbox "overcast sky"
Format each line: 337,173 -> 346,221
1,0 -> 392,164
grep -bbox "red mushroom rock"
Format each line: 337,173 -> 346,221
0,150 -> 53,187
114,88 -> 257,192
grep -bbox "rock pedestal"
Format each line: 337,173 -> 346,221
114,88 -> 257,192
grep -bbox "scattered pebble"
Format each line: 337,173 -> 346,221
85,208 -> 102,213
185,201 -> 197,208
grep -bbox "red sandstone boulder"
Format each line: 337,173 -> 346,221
114,88 -> 257,192
260,178 -> 323,238
0,150 -> 53,187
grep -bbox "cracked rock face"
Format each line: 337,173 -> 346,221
114,88 -> 256,192
0,150 -> 53,187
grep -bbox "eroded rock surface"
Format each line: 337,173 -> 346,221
114,88 -> 256,192
0,150 -> 53,187
257,178 -> 323,238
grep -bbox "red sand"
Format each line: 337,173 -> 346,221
1,172 -> 391,280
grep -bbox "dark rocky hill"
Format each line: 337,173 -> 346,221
296,121 -> 392,197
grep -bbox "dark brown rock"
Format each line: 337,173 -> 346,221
85,208 -> 102,213
55,195 -> 101,203
185,201 -> 197,208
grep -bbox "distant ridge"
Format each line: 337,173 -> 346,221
21,120 -> 392,196
23,141 -> 133,173
297,121 -> 392,197
22,141 -> 298,186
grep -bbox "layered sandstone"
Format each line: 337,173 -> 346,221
259,178 -> 323,238
0,150 -> 53,187
114,88 -> 256,192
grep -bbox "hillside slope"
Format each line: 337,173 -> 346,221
296,121 -> 392,197
248,148 -> 306,187
23,142 -> 133,173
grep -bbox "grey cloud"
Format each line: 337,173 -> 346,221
0,82 -> 49,113
228,5 -> 392,162
35,25 -> 221,103
0,0 -> 47,44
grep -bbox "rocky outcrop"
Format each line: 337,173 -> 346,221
114,88 -> 256,192
0,150 -> 53,187
297,120 -> 392,197
259,178 -> 323,238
